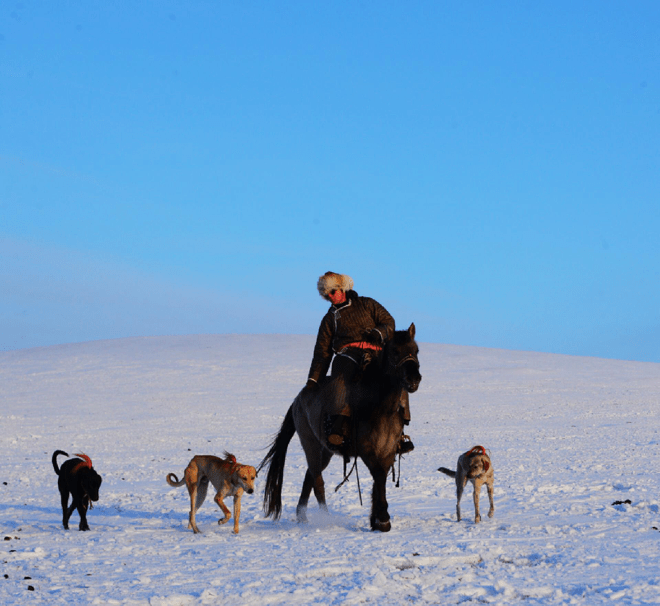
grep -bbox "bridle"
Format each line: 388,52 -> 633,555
389,352 -> 419,371
394,353 -> 418,369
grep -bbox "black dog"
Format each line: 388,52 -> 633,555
52,450 -> 103,531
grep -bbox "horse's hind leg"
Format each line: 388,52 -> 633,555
296,470 -> 315,523
312,472 -> 328,514
296,450 -> 332,523
296,470 -> 329,523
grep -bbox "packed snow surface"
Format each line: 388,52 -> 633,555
1,334 -> 659,605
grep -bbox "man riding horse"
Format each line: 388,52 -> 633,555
306,271 -> 414,454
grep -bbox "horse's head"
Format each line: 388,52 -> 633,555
385,323 -> 421,393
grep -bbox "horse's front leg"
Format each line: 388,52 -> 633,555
368,466 -> 391,532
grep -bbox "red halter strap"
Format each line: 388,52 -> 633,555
71,453 -> 93,474
464,446 -> 486,458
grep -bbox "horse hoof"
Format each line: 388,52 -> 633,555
371,519 -> 391,532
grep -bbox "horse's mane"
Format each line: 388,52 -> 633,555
351,331 -> 416,416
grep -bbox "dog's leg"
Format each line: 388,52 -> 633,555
77,498 -> 90,531
65,502 -> 77,529
472,478 -> 483,524
187,484 -> 202,533
455,476 -> 466,522
184,463 -> 204,533
59,484 -> 71,530
190,477 -> 209,533
486,477 -> 495,518
195,478 -> 209,512
214,493 -> 231,526
232,494 -> 241,534
62,492 -> 75,530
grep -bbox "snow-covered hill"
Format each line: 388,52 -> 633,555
2,335 -> 659,605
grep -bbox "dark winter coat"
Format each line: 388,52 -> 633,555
308,290 -> 395,384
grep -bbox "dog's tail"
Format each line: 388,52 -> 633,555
166,472 -> 187,487
258,403 -> 296,519
52,450 -> 69,476
437,467 -> 456,478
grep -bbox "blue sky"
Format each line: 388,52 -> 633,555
2,1 -> 659,361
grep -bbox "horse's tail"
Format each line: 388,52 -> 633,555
258,404 -> 296,520
52,450 -> 69,476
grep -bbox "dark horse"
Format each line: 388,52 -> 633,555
259,323 -> 421,531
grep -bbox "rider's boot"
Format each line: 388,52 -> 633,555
398,433 -> 415,454
327,411 -> 350,448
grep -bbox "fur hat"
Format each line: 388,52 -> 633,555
317,271 -> 354,301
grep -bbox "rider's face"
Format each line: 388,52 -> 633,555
328,289 -> 346,305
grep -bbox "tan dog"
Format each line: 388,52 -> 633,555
438,445 -> 494,523
166,452 -> 257,534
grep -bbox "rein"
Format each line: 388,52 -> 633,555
391,453 -> 402,488
335,455 -> 362,506
334,419 -> 363,505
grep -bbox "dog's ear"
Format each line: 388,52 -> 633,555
223,451 -> 239,473
483,460 -> 490,472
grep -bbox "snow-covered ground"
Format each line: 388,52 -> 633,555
1,334 -> 659,605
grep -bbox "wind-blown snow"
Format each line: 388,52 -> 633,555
1,335 -> 659,605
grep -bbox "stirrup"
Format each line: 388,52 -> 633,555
328,433 -> 344,447
398,434 -> 414,455
326,415 -> 348,449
